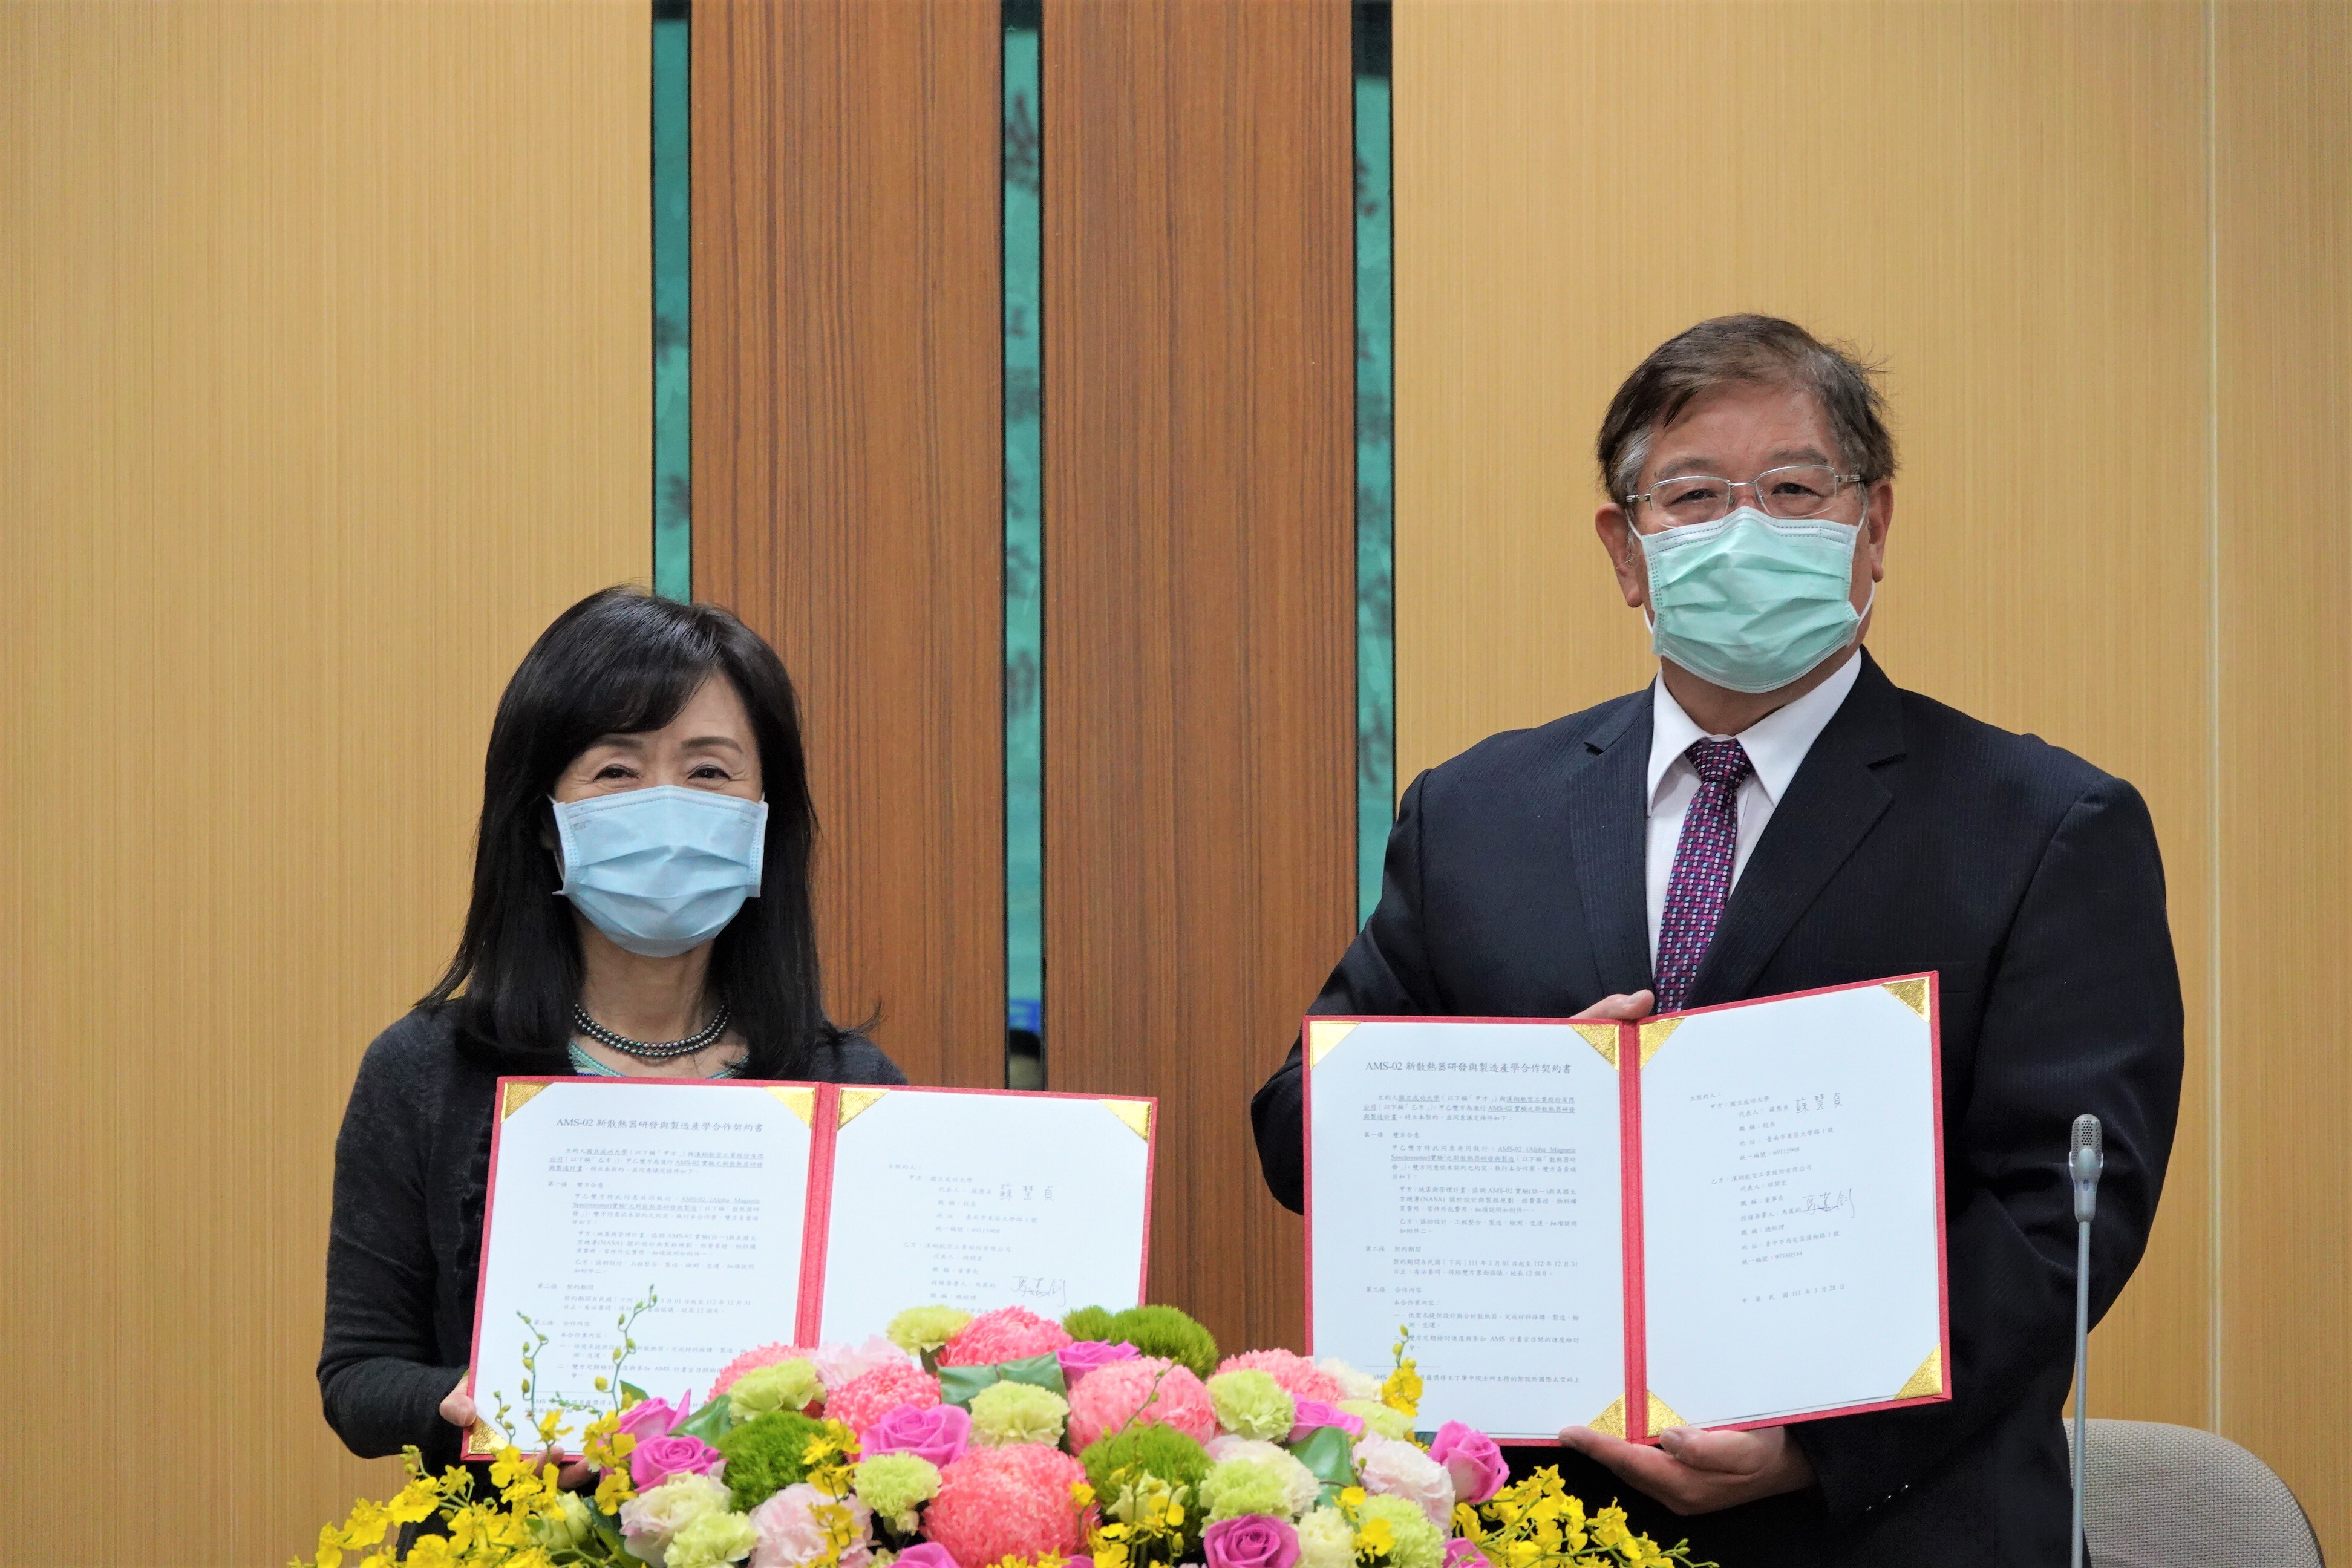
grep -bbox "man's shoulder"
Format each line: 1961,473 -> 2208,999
1893,682 -> 2123,795
1413,687 -> 1647,808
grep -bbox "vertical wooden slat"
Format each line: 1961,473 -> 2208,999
1042,0 -> 1355,1353
2215,5 -> 2352,1556
0,3 -> 650,1561
692,0 -> 1004,1090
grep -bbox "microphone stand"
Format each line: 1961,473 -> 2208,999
2069,1115 -> 2104,1568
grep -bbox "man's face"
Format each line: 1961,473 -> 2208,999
1595,379 -> 1893,629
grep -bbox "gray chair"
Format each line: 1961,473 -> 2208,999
2082,1418 -> 2325,1567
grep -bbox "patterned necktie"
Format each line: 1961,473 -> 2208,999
1654,738 -> 1755,1013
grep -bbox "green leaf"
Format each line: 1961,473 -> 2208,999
936,1364 -> 1002,1408
1289,1423 -> 1358,1496
619,1381 -> 649,1408
995,1353 -> 1070,1396
672,1392 -> 735,1443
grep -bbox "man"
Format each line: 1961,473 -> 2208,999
1251,316 -> 2182,1565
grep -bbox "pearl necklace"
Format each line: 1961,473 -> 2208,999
571,1001 -> 731,1060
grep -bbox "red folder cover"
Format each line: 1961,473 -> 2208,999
462,1081 -> 1156,1459
1302,973 -> 1949,1446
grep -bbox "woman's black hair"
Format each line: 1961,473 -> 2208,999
423,586 -> 843,1077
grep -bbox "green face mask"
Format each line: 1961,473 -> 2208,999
1638,506 -> 1868,694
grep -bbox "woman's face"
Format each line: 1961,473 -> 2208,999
551,674 -> 764,804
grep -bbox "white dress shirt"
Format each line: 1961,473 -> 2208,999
1644,650 -> 1864,962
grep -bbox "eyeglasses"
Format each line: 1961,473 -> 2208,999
1627,464 -> 1863,526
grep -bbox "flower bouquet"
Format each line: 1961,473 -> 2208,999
305,1303 -> 1710,1568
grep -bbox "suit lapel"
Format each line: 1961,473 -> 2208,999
1686,653 -> 1907,1008
1563,693 -> 1656,999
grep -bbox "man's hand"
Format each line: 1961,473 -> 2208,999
1557,1423 -> 1815,1516
1573,990 -> 1655,1022
440,1370 -> 596,1489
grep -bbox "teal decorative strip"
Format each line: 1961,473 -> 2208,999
1003,1 -> 1045,1086
1354,4 -> 1396,925
652,0 -> 691,599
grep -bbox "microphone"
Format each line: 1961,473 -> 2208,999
2068,1114 -> 2103,1568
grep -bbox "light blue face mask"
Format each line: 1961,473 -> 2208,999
551,786 -> 768,958
1638,506 -> 1872,694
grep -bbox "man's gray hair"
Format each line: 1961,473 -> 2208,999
1596,315 -> 1896,503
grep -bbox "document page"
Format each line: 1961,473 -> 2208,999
1307,1021 -> 1625,1440
468,1080 -> 814,1455
1638,981 -> 1944,1430
816,1088 -> 1154,1341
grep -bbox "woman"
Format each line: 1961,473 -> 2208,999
318,587 -> 903,1471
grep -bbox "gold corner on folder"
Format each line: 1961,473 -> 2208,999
837,1088 -> 889,1128
1647,1391 -> 1687,1433
1570,1022 -> 1620,1069
1587,1396 -> 1626,1438
766,1086 -> 815,1126
1895,1347 -> 1945,1400
469,1416 -> 505,1452
1638,1018 -> 1682,1067
1882,977 -> 1931,1017
1102,1099 -> 1153,1140
1305,1019 -> 1358,1069
501,1081 -> 548,1120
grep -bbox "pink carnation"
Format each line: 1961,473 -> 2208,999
1063,1356 -> 1217,1452
814,1334 -> 915,1392
923,1444 -> 1091,1568
751,1481 -> 875,1568
711,1341 -> 820,1397
827,1360 -> 946,1438
1214,1350 -> 1346,1406
938,1306 -> 1074,1367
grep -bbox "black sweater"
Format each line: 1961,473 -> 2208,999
317,1005 -> 906,1469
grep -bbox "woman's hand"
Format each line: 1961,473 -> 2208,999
440,1371 -> 477,1430
439,1371 -> 597,1489
1557,1422 -> 1815,1515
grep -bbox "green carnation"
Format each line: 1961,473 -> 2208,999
728,1358 -> 824,1422
666,1510 -> 759,1568
969,1379 -> 1069,1448
1355,1495 -> 1443,1568
714,1410 -> 825,1512
1206,1369 -> 1296,1441
1080,1425 -> 1214,1554
1198,1457 -> 1295,1521
887,1305 -> 974,1356
1062,1305 -> 1119,1342
852,1452 -> 942,1533
1340,1398 -> 1414,1441
1105,1305 -> 1220,1379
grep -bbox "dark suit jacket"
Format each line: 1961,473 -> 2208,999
1251,652 -> 2182,1566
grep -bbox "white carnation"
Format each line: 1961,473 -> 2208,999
621,1471 -> 732,1563
1353,1432 -> 1456,1527
1315,1358 -> 1384,1401
1296,1507 -> 1359,1568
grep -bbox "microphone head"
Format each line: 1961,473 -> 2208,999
2072,1114 -> 2102,1158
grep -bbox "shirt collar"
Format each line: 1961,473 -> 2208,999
1645,649 -> 1866,815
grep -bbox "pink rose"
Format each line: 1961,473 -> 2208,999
616,1390 -> 693,1443
1057,1341 -> 1140,1385
892,1547 -> 959,1568
862,1402 -> 972,1468
1203,1515 -> 1300,1568
1443,1539 -> 1486,1568
632,1431 -> 725,1490
1287,1400 -> 1364,1443
1428,1422 -> 1508,1506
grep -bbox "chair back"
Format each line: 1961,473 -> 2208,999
2082,1418 -> 2324,1567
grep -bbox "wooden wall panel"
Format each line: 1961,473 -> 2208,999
1042,0 -> 1354,1356
1393,0 -> 2214,1432
692,0 -> 1004,1090
2215,5 -> 2352,1555
0,4 -> 650,1563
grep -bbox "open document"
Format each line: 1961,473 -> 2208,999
465,1081 -> 1154,1457
1305,975 -> 1947,1444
